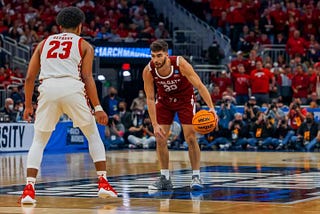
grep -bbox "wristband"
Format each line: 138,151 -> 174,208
94,105 -> 103,112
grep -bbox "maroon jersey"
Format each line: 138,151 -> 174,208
148,56 -> 194,101
148,56 -> 195,124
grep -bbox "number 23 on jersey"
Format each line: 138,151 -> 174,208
47,40 -> 72,59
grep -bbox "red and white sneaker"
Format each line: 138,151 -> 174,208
20,184 -> 36,204
97,176 -> 118,198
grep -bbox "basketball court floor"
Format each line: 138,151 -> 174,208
1,150 -> 320,213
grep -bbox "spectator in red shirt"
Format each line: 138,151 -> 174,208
250,60 -> 275,106
287,99 -> 307,132
246,49 -> 263,73
270,2 -> 287,35
211,70 -> 232,96
286,30 -> 309,58
116,22 -> 129,39
291,64 -> 310,104
310,62 -> 320,97
217,11 -> 229,36
229,51 -> 248,73
210,85 -> 222,105
210,0 -> 229,28
227,1 -> 246,50
257,33 -> 272,46
231,64 -> 250,105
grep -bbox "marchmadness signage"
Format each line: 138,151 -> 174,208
92,40 -> 173,66
0,123 -> 34,152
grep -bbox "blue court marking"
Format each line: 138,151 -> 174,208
2,165 -> 320,203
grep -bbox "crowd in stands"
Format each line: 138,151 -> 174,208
2,0 -> 320,152
0,0 -> 170,47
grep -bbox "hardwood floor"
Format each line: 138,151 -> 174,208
1,150 -> 320,213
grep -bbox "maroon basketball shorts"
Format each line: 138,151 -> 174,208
156,99 -> 195,125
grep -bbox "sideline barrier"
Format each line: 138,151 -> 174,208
2,107 -> 320,153
0,122 -> 105,153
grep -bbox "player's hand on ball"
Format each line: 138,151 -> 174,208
95,111 -> 108,125
209,108 -> 219,124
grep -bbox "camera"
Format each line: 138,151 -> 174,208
292,104 -> 298,109
108,116 -> 114,125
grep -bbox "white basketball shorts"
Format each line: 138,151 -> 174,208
34,78 -> 95,132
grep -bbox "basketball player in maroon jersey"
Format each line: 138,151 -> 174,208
143,39 -> 217,190
19,7 -> 117,204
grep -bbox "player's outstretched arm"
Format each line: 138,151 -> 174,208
179,56 -> 215,111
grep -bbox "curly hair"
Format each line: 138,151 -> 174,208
150,39 -> 168,52
56,6 -> 85,29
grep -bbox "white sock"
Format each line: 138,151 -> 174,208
97,171 -> 107,180
160,169 -> 170,180
192,170 -> 200,178
26,177 -> 36,188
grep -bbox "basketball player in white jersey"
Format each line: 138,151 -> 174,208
20,7 -> 117,204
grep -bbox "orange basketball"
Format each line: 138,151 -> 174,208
192,110 -> 217,135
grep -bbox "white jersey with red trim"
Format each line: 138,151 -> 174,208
39,32 -> 82,81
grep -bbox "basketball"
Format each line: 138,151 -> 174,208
192,110 -> 217,134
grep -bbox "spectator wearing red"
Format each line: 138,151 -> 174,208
128,23 -> 138,39
210,85 -> 222,105
313,2 -> 320,27
210,0 -> 229,27
139,19 -> 154,40
116,22 -> 129,39
81,24 -> 96,38
286,2 -> 300,21
246,49 -> 262,73
78,0 -> 95,23
217,11 -> 229,35
250,60 -> 275,106
39,7 -> 56,26
257,33 -> 271,46
286,30 -> 309,58
303,23 -> 317,41
229,51 -> 248,73
287,100 -> 307,132
270,1 -> 287,35
300,5 -> 314,27
291,64 -> 310,104
286,15 -> 298,38
309,62 -> 320,98
243,30 -> 257,52
243,0 -> 260,27
211,70 -> 232,97
226,1 -> 246,50
231,64 -> 250,105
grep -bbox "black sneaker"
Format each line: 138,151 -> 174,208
148,175 -> 173,190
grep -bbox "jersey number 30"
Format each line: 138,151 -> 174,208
47,40 -> 72,59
